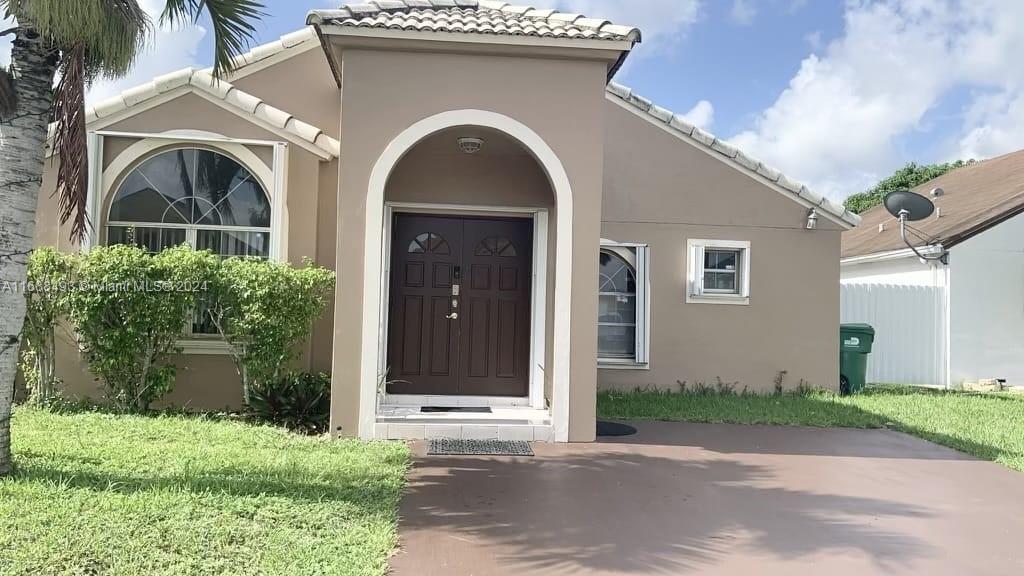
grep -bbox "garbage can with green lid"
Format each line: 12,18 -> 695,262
839,323 -> 875,395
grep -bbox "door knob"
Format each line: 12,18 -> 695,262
446,312 -> 459,320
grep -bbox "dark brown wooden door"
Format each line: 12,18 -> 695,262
387,214 -> 532,396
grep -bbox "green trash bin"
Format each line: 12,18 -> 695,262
839,323 -> 875,395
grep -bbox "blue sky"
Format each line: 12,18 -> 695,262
5,1 -> 1024,201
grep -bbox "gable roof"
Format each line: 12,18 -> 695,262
842,150 -> 1024,258
307,1 -> 641,42
605,82 -> 861,229
58,27 -> 337,159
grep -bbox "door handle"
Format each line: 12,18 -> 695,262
446,312 -> 459,320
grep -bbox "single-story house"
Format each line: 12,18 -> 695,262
34,1 -> 859,441
841,149 -> 1024,388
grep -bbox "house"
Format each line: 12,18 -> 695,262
34,1 -> 858,442
841,149 -> 1024,388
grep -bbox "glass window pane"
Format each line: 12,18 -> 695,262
200,230 -> 269,259
705,249 -> 738,271
598,293 -> 637,324
598,249 -> 637,294
108,148 -> 270,228
107,226 -> 185,253
703,271 -> 737,292
598,325 -> 636,359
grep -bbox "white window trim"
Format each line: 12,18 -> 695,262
598,240 -> 650,369
687,239 -> 751,305
89,132 -> 288,355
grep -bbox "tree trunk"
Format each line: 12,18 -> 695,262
0,25 -> 58,476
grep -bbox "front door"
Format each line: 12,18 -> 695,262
387,213 -> 532,396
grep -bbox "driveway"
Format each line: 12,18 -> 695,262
390,422 -> 1024,575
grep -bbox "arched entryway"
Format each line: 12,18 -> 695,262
357,110 -> 574,441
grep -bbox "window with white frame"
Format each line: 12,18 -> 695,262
687,239 -> 751,304
598,242 -> 649,366
106,147 -> 272,336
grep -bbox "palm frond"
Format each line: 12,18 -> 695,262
161,0 -> 264,79
52,45 -> 89,241
5,0 -> 149,77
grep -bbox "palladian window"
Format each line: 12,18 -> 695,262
106,147 -> 272,336
107,148 -> 271,258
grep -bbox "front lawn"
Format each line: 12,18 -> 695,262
598,385 -> 1024,472
0,408 -> 409,576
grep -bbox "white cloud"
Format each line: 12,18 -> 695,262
86,0 -> 206,103
730,0 -> 757,26
551,0 -> 701,54
730,0 -> 1024,201
681,99 -> 714,130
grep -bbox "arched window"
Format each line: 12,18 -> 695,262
474,236 -> 518,257
598,243 -> 649,365
107,147 -> 271,258
408,232 -> 450,254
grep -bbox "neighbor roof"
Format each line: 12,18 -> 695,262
307,1 -> 641,42
605,82 -> 861,229
841,149 -> 1024,258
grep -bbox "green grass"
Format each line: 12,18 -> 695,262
598,385 -> 1024,472
0,408 -> 409,576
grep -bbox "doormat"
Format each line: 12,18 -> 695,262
428,438 -> 534,456
597,420 -> 638,437
420,406 -> 493,413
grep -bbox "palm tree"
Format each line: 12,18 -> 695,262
0,0 -> 264,476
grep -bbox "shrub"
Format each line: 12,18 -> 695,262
68,245 -> 218,412
206,258 -> 335,403
246,371 -> 330,434
19,248 -> 74,405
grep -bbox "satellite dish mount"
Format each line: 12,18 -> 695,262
883,190 -> 947,264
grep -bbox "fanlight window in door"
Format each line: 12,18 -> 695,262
106,147 -> 272,336
408,232 -> 450,254
474,236 -> 517,257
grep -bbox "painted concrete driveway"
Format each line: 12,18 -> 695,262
390,422 -> 1024,575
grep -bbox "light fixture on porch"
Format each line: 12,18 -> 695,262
457,137 -> 484,154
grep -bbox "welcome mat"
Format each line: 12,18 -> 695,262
427,438 -> 534,456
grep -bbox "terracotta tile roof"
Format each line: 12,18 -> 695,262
306,1 -> 641,43
605,82 -> 861,228
81,67 -> 340,159
842,150 -> 1024,258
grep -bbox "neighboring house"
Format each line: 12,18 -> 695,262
841,149 -> 1024,388
34,1 -> 858,442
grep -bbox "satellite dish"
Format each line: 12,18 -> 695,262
884,189 -> 935,221
882,189 -> 945,262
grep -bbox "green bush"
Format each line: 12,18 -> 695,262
19,247 -> 74,405
68,245 -> 218,412
205,258 -> 335,403
246,371 -> 331,434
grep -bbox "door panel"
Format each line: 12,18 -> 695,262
460,218 -> 532,396
387,215 -> 462,394
386,214 -> 532,396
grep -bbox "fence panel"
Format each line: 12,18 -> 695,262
840,283 -> 945,386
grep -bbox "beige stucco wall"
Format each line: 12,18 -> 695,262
330,47 -> 607,441
598,99 -> 843,393
33,91 -> 339,410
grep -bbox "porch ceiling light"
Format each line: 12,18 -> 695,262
457,137 -> 484,154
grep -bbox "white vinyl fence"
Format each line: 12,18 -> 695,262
840,283 -> 946,386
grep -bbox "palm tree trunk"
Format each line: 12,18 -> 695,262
0,25 -> 58,476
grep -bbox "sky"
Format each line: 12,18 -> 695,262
4,0 -> 1024,202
